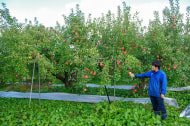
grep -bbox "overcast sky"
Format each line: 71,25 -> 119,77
1,0 -> 190,27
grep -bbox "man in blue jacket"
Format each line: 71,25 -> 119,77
129,60 -> 167,120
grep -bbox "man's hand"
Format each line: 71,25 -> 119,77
161,94 -> 165,99
128,72 -> 135,78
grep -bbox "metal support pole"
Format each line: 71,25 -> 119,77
114,60 -> 116,103
29,62 -> 35,105
38,63 -> 41,106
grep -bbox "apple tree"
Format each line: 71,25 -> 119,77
142,0 -> 190,87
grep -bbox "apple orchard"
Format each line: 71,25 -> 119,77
0,1 -> 189,93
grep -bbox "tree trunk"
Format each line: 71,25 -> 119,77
0,80 -> 5,88
52,72 -> 73,87
64,72 -> 73,87
139,78 -> 145,89
139,78 -> 146,96
64,80 -> 73,87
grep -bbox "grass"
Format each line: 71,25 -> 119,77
0,95 -> 190,125
1,81 -> 190,125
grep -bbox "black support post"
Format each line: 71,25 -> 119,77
104,85 -> 111,104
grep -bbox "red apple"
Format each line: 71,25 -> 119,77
84,75 -> 88,78
132,87 -> 134,90
93,73 -> 96,76
15,74 -> 18,77
83,88 -> 87,91
49,82 -> 51,85
65,62 -> 68,65
100,63 -> 103,66
117,60 -> 121,65
85,68 -> 89,71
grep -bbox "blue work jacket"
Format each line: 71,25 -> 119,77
135,69 -> 167,97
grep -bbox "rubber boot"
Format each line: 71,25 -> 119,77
154,111 -> 160,115
162,113 -> 167,120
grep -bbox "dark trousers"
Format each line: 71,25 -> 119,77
150,96 -> 167,119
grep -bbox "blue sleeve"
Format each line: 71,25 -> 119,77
134,71 -> 152,78
161,73 -> 167,95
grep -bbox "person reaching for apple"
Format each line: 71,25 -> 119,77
128,60 -> 167,120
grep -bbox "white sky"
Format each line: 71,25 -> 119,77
1,0 -> 190,27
